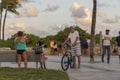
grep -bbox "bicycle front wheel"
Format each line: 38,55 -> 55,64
61,54 -> 69,71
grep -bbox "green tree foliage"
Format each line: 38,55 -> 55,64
1,25 -> 113,49
95,34 -> 100,44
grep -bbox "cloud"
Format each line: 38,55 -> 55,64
70,2 -> 91,26
16,7 -> 39,18
97,12 -> 107,19
98,12 -> 120,24
43,4 -> 59,12
5,22 -> 49,38
98,3 -> 110,7
103,19 -> 118,24
102,16 -> 120,24
98,2 -> 115,8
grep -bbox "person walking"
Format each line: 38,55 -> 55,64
115,31 -> 120,64
14,31 -> 28,68
101,29 -> 112,64
81,38 -> 88,56
64,26 -> 81,69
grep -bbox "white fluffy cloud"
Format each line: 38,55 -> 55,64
71,2 -> 91,26
16,7 -> 39,17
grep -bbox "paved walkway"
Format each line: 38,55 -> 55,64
0,55 -> 120,80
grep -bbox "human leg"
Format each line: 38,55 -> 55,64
102,46 -> 106,62
17,54 -> 22,68
77,56 -> 81,69
22,51 -> 28,68
84,48 -> 88,56
118,47 -> 120,64
35,54 -> 39,68
107,46 -> 110,64
73,56 -> 76,68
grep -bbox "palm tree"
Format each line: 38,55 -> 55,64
1,0 -> 21,47
0,2 -> 2,41
90,0 -> 97,63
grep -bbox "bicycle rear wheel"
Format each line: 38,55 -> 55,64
61,53 -> 69,71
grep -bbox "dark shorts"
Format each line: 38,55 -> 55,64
81,45 -> 88,49
54,48 -> 57,51
17,50 -> 26,54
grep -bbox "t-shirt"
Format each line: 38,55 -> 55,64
49,40 -> 54,48
68,31 -> 80,44
102,34 -> 111,46
116,36 -> 120,47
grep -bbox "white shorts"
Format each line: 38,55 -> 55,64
71,43 -> 81,56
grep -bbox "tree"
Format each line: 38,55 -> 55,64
90,0 -> 97,63
1,0 -> 21,47
0,2 -> 2,41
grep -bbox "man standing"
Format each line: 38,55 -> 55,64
115,31 -> 120,64
101,29 -> 112,64
64,26 -> 81,69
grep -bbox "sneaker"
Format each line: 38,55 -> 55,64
101,60 -> 104,63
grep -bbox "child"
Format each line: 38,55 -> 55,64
35,40 -> 46,69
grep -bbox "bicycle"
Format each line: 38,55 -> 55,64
61,43 -> 74,71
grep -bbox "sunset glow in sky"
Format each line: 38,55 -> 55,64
3,0 -> 120,39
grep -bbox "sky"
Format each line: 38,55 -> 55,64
2,0 -> 120,39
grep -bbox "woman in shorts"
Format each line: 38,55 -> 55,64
14,31 -> 28,68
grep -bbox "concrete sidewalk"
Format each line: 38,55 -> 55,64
0,55 -> 120,80
46,55 -> 120,80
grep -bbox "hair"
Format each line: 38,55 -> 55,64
70,26 -> 74,30
17,31 -> 23,36
106,29 -> 110,32
38,40 -> 43,46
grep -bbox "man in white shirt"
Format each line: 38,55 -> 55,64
64,26 -> 81,69
101,29 -> 112,64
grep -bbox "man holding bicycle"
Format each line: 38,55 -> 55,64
64,26 -> 81,69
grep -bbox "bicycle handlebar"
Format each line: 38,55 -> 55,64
63,42 -> 71,49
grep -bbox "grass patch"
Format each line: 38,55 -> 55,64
0,67 -> 69,80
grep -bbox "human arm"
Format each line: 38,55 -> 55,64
64,37 -> 69,44
72,37 -> 79,46
14,37 -> 19,44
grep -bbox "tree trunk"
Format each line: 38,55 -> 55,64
0,3 -> 2,41
90,0 -> 97,63
2,5 -> 8,47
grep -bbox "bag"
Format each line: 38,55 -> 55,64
35,46 -> 43,54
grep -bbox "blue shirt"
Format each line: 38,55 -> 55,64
16,41 -> 26,50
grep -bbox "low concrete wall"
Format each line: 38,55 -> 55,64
0,50 -> 36,62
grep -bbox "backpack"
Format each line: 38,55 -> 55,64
35,46 -> 43,54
